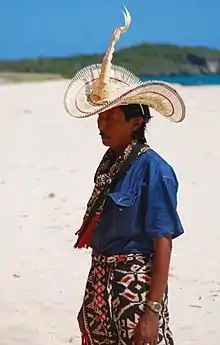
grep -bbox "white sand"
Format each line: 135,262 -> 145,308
0,80 -> 220,345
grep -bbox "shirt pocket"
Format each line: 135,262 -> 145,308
107,192 -> 138,232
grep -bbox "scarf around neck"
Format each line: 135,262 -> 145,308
74,140 -> 149,249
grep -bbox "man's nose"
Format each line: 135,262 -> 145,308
98,118 -> 106,130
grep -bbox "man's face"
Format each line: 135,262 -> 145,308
97,107 -> 143,150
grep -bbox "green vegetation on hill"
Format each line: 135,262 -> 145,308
1,43 -> 220,78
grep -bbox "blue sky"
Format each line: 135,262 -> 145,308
1,0 -> 220,60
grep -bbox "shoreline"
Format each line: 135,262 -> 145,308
1,72 -> 220,86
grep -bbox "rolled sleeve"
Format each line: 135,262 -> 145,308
146,177 -> 184,239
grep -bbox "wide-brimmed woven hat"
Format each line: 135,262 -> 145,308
64,7 -> 186,123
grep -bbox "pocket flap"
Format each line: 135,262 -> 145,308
108,192 -> 137,207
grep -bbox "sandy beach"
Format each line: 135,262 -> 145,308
0,80 -> 220,345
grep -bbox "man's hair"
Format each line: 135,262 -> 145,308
120,104 -> 152,144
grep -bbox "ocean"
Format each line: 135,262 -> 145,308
141,74 -> 220,85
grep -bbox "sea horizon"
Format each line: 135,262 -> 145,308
141,74 -> 220,85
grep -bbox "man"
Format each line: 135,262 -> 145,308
64,7 -> 185,345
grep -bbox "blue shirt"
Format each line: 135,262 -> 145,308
90,148 -> 184,255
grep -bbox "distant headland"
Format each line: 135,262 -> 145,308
1,43 -> 220,79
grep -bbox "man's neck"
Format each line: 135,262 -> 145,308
111,141 -> 133,157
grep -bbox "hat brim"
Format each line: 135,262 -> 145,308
64,64 -> 186,123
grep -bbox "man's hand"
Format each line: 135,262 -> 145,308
133,309 -> 159,345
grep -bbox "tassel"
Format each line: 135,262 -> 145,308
81,330 -> 90,345
74,213 -> 100,249
75,216 -> 87,236
82,333 -> 87,345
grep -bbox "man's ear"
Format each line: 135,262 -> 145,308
132,116 -> 144,131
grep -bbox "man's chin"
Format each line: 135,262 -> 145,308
101,137 -> 111,147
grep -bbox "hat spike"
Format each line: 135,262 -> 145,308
90,6 -> 131,104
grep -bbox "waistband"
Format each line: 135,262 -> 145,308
92,251 -> 151,264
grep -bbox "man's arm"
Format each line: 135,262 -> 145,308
147,236 -> 172,303
133,174 -> 183,344
145,175 -> 184,306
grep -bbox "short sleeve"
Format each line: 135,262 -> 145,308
146,177 -> 184,239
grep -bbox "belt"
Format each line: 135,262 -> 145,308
92,251 -> 151,264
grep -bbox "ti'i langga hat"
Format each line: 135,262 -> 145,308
63,7 -> 186,122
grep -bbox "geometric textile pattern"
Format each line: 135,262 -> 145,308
77,252 -> 174,345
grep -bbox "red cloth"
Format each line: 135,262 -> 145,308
74,213 -> 100,249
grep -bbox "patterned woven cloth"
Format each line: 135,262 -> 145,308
78,252 -> 174,345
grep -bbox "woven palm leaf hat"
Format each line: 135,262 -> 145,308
63,7 -> 186,122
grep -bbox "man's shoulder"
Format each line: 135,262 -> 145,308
141,148 -> 178,183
